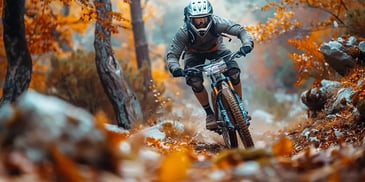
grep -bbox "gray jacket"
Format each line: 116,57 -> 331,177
166,15 -> 254,71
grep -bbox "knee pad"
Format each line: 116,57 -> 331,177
187,77 -> 204,92
226,68 -> 241,85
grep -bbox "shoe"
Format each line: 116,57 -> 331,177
206,114 -> 218,131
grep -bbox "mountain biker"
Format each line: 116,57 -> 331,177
165,0 -> 254,131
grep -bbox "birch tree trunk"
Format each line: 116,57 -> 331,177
0,0 -> 32,108
94,0 -> 143,129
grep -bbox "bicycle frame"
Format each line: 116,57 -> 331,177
182,51 -> 254,149
206,53 -> 242,128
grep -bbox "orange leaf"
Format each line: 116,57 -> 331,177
272,136 -> 294,157
51,146 -> 84,182
159,151 -> 191,182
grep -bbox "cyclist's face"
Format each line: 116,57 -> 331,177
192,16 -> 209,28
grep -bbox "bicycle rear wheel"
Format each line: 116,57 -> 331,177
221,82 -> 254,149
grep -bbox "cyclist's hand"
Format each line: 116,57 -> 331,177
239,46 -> 252,56
171,67 -> 184,77
186,69 -> 201,77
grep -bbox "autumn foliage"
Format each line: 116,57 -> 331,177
0,0 -> 170,120
1,1 -> 365,181
247,0 -> 365,86
0,0 -> 133,90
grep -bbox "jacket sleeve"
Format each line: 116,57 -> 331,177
214,16 -> 254,48
166,27 -> 188,72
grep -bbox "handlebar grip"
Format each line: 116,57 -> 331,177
182,68 -> 202,77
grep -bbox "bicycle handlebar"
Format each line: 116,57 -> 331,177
180,50 -> 244,77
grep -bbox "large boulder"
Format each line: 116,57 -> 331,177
320,36 -> 365,76
301,80 -> 341,112
0,90 -> 114,169
301,79 -> 364,120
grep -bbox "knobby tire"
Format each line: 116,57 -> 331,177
221,84 -> 255,149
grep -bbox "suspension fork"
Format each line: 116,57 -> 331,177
216,89 -> 235,129
211,76 -> 235,128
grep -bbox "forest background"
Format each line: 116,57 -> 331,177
0,0 -> 365,181
0,0 -> 327,123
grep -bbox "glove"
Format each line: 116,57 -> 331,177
171,67 -> 184,77
239,46 -> 252,56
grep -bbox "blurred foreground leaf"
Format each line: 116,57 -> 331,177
158,151 -> 191,182
272,137 -> 294,157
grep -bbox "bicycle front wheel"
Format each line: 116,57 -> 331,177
221,126 -> 238,148
221,82 -> 254,149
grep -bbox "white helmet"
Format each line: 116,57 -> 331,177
187,0 -> 213,17
185,0 -> 213,37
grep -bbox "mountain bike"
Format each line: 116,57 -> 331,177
181,51 -> 255,149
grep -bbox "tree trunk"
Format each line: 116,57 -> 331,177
0,0 -> 32,108
130,0 -> 152,87
94,0 -> 143,129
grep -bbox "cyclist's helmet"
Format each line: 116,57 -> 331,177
185,0 -> 213,37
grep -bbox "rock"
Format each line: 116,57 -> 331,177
0,103 -> 13,121
337,37 -> 345,43
351,89 -> 365,120
320,41 -> 356,76
301,78 -> 365,120
0,90 -> 113,169
320,80 -> 341,94
301,80 -> 341,112
346,36 -> 357,46
301,87 -> 326,112
359,41 -> 365,53
325,87 -> 355,115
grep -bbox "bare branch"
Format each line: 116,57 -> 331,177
305,1 -> 345,25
